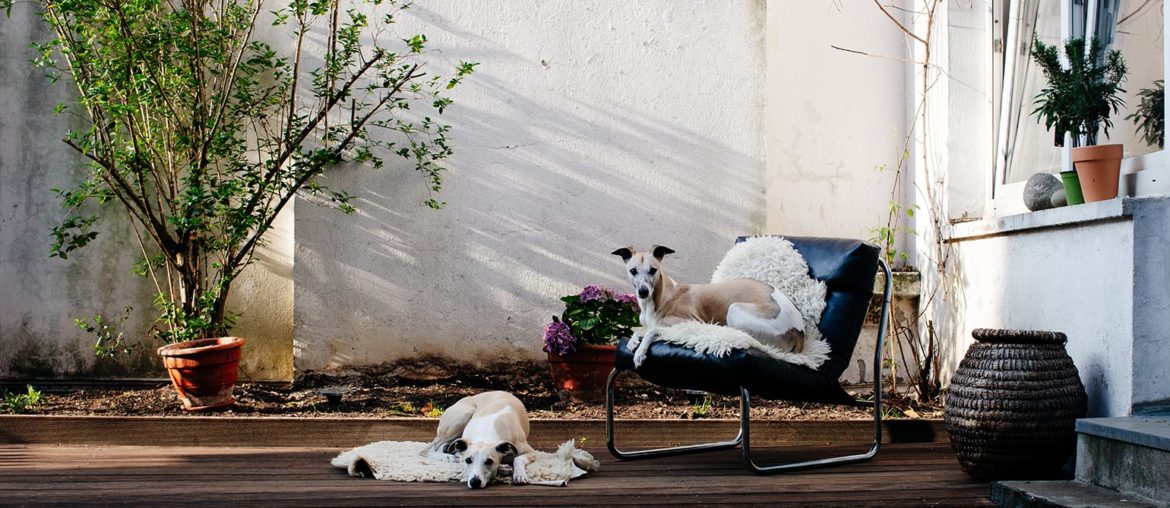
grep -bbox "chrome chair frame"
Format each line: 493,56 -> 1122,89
605,259 -> 892,474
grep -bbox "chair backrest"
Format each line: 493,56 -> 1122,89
736,236 -> 880,378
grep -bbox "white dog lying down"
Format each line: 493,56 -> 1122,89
613,245 -> 806,368
420,391 -> 538,489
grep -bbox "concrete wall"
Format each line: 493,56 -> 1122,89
0,4 -> 294,381
293,0 -> 767,370
1,0 -> 765,378
764,1 -> 910,260
941,197 -> 1170,417
944,218 -> 1134,417
2,0 -> 909,378
0,7 -> 157,378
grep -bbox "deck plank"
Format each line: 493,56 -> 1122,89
0,442 -> 989,506
0,416 -> 945,448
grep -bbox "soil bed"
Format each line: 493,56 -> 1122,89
3,358 -> 941,420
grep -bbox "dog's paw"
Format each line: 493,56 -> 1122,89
627,337 -> 641,352
512,467 -> 529,485
633,348 -> 648,369
627,332 -> 642,352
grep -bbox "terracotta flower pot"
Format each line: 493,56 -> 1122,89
157,337 -> 245,411
547,344 -> 616,403
1071,144 -> 1123,202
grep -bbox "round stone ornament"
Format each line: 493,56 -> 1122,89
1023,173 -> 1063,211
1050,189 -> 1067,208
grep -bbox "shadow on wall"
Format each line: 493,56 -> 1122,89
293,2 -> 767,371
937,239 -> 970,392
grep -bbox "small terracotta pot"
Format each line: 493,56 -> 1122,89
547,344 -> 616,403
1071,144 -> 1123,202
158,337 -> 245,411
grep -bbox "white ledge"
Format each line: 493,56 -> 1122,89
945,196 -> 1167,242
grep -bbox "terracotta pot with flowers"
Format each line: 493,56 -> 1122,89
543,285 -> 640,402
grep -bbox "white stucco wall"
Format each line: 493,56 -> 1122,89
934,194 -> 1170,418
764,1 -> 910,258
293,1 -> 768,370
0,8 -> 157,378
0,4 -> 293,380
939,0 -> 992,221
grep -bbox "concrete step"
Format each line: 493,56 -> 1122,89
1075,416 -> 1170,504
991,480 -> 1159,508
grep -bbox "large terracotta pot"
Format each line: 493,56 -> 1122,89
547,344 -> 616,403
158,337 -> 245,411
1072,143 -> 1123,202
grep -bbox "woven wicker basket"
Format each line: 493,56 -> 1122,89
944,328 -> 1087,480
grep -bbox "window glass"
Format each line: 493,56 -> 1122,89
999,0 -> 1164,186
1106,0 -> 1164,156
1003,1 -> 1064,184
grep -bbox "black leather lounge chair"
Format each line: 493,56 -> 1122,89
605,236 -> 892,473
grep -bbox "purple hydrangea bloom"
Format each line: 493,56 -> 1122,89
578,284 -> 612,303
615,293 -> 639,308
543,321 -> 577,356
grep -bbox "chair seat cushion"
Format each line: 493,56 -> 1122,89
615,337 -> 855,405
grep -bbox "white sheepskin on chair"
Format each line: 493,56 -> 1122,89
331,439 -> 599,486
652,237 -> 830,369
654,321 -> 829,370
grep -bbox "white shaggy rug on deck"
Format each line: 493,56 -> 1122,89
331,439 -> 599,486
651,237 -> 830,369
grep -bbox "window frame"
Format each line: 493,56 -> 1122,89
989,0 -> 1169,218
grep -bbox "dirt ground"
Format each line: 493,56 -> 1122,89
3,358 -> 942,420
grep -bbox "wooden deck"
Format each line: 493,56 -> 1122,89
0,442 -> 990,506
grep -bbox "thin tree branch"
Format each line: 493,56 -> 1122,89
230,64 -> 423,271
873,0 -> 925,44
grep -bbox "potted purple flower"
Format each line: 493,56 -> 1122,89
544,285 -> 639,402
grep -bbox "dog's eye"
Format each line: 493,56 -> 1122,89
648,267 -> 657,276
484,458 -> 494,466
464,457 -> 472,464
629,268 -> 637,276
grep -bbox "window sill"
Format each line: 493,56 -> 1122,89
948,197 -> 1132,242
989,152 -> 1169,218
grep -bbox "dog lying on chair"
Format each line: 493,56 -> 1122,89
612,245 -> 806,368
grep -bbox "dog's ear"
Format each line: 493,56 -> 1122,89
651,245 -> 675,260
495,441 -> 518,458
447,439 -> 469,454
611,247 -> 634,262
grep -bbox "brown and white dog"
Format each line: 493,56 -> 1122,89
421,391 -> 538,489
613,245 -> 805,368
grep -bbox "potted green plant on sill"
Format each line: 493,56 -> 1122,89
1031,37 -> 1127,203
543,285 -> 639,402
1128,79 -> 1164,149
4,0 -> 475,410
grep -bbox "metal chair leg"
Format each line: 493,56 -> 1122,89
740,387 -> 881,474
740,259 -> 891,474
605,368 -> 742,460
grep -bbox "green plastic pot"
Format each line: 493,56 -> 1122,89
1060,171 -> 1085,205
